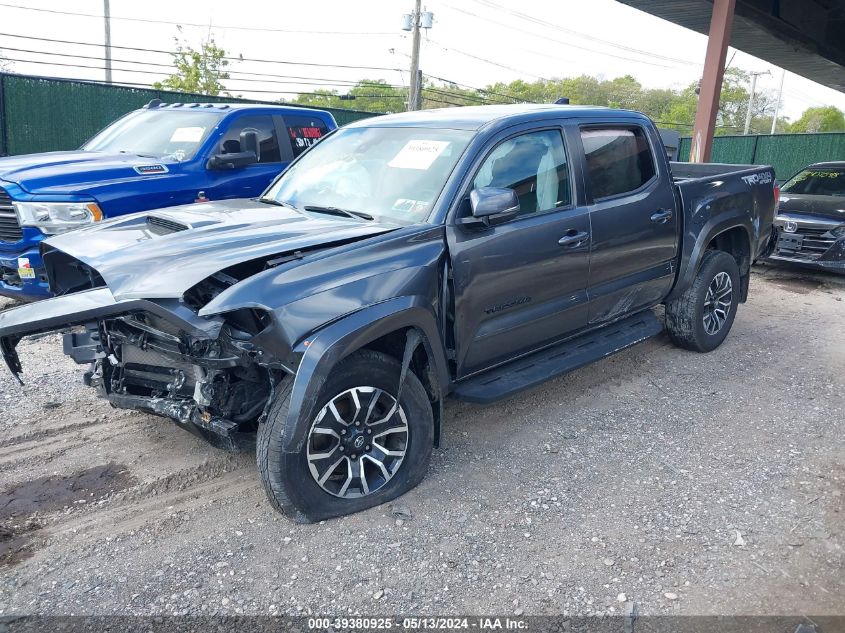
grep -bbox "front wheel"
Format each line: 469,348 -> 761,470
257,349 -> 433,522
665,250 -> 740,353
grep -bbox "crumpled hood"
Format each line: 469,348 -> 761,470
0,151 -> 174,195
44,199 -> 397,301
778,193 -> 845,222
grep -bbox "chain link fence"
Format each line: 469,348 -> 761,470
678,132 -> 845,180
0,73 -> 377,156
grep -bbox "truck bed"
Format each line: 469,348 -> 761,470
669,161 -> 771,182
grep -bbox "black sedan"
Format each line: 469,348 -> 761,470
770,161 -> 845,273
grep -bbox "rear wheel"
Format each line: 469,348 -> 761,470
257,349 -> 433,522
665,250 -> 740,353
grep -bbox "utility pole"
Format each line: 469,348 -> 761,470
771,68 -> 785,134
743,70 -> 769,135
401,2 -> 433,111
103,0 -> 112,84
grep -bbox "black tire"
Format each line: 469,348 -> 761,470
665,250 -> 740,353
257,349 -> 434,522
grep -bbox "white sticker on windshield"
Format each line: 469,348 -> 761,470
169,127 -> 205,143
388,140 -> 449,170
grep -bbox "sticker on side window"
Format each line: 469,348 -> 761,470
388,140 -> 449,170
169,127 -> 205,143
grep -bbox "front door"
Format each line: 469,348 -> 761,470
578,124 -> 679,324
447,126 -> 591,378
204,114 -> 290,201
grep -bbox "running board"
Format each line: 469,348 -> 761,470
451,311 -> 664,404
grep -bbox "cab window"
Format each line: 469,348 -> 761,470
473,129 -> 571,216
219,115 -> 282,163
285,115 -> 331,158
580,126 -> 656,199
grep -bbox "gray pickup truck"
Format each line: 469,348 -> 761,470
0,104 -> 776,522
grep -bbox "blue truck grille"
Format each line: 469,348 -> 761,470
0,188 -> 23,244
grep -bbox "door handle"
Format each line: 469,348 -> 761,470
650,209 -> 673,223
558,230 -> 589,247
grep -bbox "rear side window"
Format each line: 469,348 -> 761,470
581,127 -> 656,199
219,115 -> 282,163
285,115 -> 330,158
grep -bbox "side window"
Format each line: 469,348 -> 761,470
285,115 -> 330,158
580,126 -> 656,199
219,115 -> 281,163
473,129 -> 571,216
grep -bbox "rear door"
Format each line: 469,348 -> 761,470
578,123 -> 678,324
447,124 -> 592,378
204,114 -> 291,201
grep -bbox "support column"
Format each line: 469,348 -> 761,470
689,0 -> 736,163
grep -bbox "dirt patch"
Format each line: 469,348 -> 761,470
0,463 -> 135,567
770,277 -> 824,294
0,463 -> 135,521
0,519 -> 42,566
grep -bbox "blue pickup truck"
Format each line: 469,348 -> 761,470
0,101 -> 337,300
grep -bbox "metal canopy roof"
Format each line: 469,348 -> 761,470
617,0 -> 845,92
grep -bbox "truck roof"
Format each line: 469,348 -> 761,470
143,101 -> 335,119
346,103 -> 650,131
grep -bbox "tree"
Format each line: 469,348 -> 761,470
788,106 -> 845,133
153,31 -> 232,96
293,79 -> 408,113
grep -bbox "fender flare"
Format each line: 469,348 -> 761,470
280,296 -> 449,454
668,213 -> 753,303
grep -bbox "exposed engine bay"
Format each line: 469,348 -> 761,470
81,310 -> 279,451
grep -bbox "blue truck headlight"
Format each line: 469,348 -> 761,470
13,201 -> 104,235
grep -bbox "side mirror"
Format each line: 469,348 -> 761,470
207,129 -> 261,169
462,187 -> 520,226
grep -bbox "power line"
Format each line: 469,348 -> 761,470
471,0 -> 701,67
440,3 -> 691,71
0,46 -> 407,89
0,3 -> 397,36
0,64 -> 408,100
426,39 -> 551,81
422,87 -> 502,105
0,32 -> 404,72
423,72 -> 523,103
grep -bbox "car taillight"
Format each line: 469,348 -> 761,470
774,185 -> 780,207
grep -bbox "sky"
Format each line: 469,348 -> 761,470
1,0 -> 844,122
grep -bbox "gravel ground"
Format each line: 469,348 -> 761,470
0,264 -> 842,617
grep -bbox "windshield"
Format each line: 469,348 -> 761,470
83,110 -> 223,162
782,168 -> 845,196
263,126 -> 474,225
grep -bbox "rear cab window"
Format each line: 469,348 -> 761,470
580,126 -> 656,199
285,115 -> 331,158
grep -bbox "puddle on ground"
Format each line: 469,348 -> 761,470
0,463 -> 135,566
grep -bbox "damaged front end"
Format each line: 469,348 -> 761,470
1,286 -> 290,451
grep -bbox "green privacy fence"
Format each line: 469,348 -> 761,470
677,132 -> 845,180
0,73 -> 377,156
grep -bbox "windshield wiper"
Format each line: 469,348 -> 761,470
257,197 -> 298,209
303,205 -> 374,221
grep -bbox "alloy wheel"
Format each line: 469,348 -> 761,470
306,386 -> 409,498
703,271 -> 733,335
